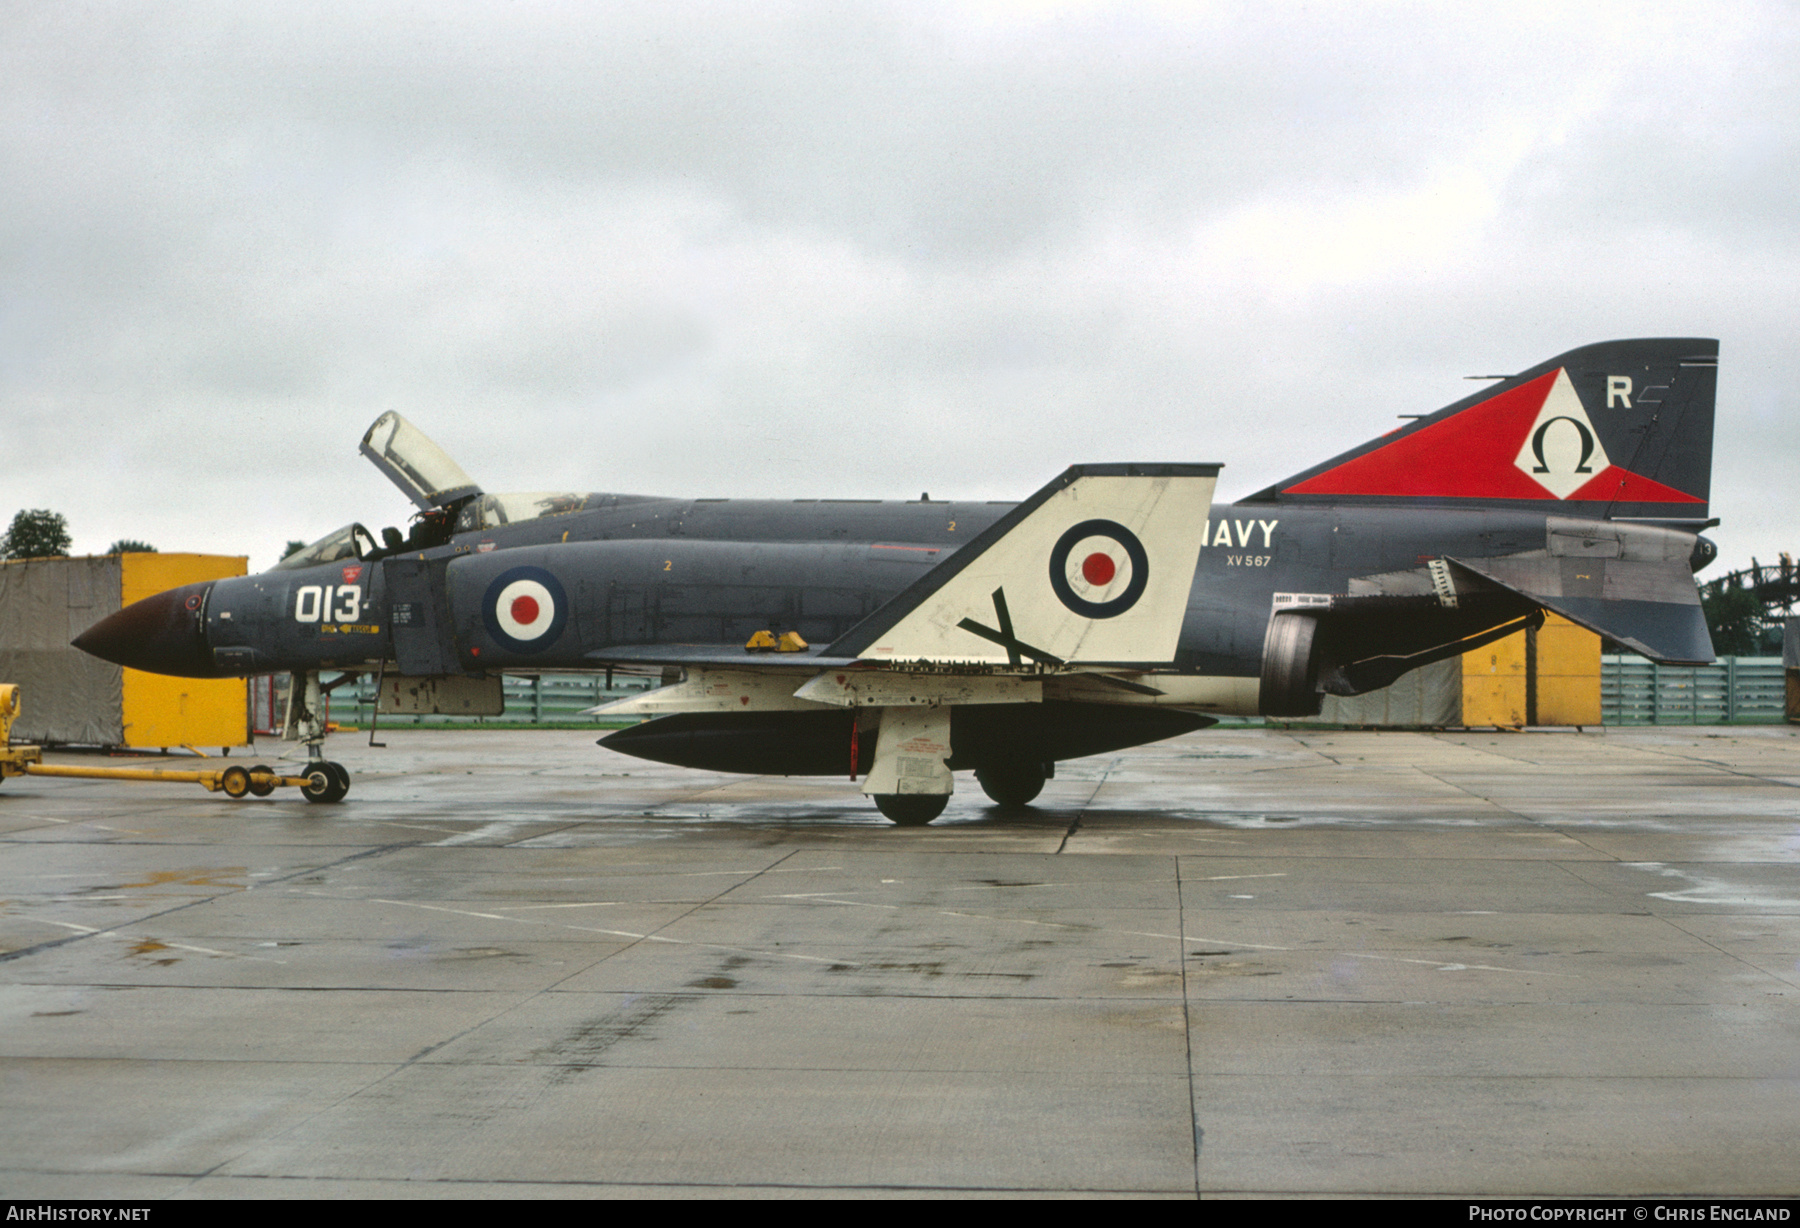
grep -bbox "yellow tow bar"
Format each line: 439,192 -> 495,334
18,761 -> 319,798
0,683 -> 349,802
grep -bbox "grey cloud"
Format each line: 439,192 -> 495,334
0,2 -> 1795,576
7,2 -> 1693,257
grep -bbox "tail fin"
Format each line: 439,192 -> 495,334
1243,338 -> 1717,521
827,464 -> 1219,667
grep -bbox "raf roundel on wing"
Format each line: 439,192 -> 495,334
482,566 -> 569,653
1048,518 -> 1150,619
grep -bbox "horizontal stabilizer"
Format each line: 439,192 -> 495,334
826,464 -> 1221,667
1448,547 -> 1714,665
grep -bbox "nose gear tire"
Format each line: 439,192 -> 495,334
301,762 -> 351,804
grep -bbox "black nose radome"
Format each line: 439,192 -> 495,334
72,581 -> 221,678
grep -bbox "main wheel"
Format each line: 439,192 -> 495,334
247,764 -> 276,797
873,793 -> 947,826
221,766 -> 251,799
976,762 -> 1046,809
301,762 -> 350,804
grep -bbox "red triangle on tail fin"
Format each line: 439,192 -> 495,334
1284,370 -> 1558,499
1566,467 -> 1703,505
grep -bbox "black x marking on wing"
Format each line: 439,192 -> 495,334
957,587 -> 1065,666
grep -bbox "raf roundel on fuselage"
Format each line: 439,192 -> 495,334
482,566 -> 568,654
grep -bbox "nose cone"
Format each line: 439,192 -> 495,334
72,581 -> 221,677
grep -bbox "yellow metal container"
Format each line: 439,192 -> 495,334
118,554 -> 249,748
1532,613 -> 1602,726
1461,612 -> 1601,728
1461,627 -> 1528,728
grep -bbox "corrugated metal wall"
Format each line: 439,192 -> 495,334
0,556 -> 126,744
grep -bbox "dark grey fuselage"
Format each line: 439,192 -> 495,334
202,491 -> 1569,690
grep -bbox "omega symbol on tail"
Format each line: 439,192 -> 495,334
482,566 -> 568,654
1048,518 -> 1149,619
1528,416 -> 1596,476
1511,368 -> 1612,499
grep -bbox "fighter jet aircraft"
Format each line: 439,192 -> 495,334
74,337 -> 1720,823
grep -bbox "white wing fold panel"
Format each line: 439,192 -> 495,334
843,466 -> 1219,667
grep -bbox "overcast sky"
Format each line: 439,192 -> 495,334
3,1 -> 1794,576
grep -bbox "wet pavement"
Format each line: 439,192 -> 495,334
1,725 -> 1796,1198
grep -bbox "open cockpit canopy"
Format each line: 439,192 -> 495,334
360,412 -> 481,510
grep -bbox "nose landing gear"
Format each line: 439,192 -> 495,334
286,671 -> 352,804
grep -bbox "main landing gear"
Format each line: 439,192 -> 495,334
871,762 -> 1052,826
974,761 -> 1048,810
859,710 -> 1051,827
872,793 -> 948,826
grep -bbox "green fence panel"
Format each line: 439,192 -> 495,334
1602,656 -> 1785,725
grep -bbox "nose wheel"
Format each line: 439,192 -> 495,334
301,761 -> 350,804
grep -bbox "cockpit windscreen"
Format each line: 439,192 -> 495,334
274,524 -> 376,571
454,493 -> 589,532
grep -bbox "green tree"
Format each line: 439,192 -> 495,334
2,509 -> 72,560
106,540 -> 157,555
1701,580 -> 1776,656
282,540 -> 308,563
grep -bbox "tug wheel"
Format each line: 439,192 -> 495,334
221,766 -> 251,799
247,765 -> 276,797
